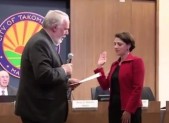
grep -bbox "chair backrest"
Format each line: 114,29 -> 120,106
91,86 -> 110,100
91,86 -> 155,101
91,87 -> 96,100
141,87 -> 155,101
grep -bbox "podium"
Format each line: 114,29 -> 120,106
142,101 -> 160,123
0,102 -> 21,123
66,101 -> 108,123
162,101 -> 169,123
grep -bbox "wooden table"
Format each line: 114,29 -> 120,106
0,101 -> 162,123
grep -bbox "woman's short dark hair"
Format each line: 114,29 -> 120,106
115,32 -> 135,52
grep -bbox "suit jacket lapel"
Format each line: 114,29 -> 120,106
40,29 -> 63,65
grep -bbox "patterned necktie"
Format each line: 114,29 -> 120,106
55,45 -> 60,54
2,90 -> 5,95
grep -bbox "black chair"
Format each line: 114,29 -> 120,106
91,86 -> 155,101
91,86 -> 110,100
141,87 -> 155,101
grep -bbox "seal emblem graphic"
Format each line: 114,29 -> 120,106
0,12 -> 44,78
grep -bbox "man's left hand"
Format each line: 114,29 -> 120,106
68,78 -> 80,90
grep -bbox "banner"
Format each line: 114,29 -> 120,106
0,0 -> 70,88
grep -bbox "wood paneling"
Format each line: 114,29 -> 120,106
70,0 -> 156,99
131,1 -> 156,95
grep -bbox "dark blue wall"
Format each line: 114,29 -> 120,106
0,0 -> 70,88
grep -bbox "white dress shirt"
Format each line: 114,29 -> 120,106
0,87 -> 8,95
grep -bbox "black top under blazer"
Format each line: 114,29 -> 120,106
15,29 -> 69,123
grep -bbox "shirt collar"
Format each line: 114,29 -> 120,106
114,53 -> 135,64
0,87 -> 8,95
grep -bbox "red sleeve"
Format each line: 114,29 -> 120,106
94,67 -> 110,90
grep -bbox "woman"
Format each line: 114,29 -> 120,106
94,32 -> 145,123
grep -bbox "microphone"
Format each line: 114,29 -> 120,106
66,53 -> 74,100
66,53 -> 73,78
67,53 -> 74,63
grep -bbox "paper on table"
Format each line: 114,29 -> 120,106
70,73 -> 101,85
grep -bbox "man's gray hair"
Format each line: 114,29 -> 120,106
42,10 -> 69,29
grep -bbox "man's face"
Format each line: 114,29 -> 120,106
53,19 -> 70,45
0,71 -> 9,87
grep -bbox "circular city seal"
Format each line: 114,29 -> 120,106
0,12 -> 44,78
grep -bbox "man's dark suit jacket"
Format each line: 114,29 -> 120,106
15,29 -> 68,123
7,86 -> 17,95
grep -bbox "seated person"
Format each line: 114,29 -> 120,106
0,70 -> 17,96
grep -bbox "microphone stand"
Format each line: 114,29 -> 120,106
66,66 -> 72,100
67,86 -> 72,100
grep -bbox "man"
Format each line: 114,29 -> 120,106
0,70 -> 17,96
15,10 -> 80,123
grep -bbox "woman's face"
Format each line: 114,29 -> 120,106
113,37 -> 130,56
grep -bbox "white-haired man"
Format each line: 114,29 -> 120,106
15,10 -> 80,123
0,70 -> 17,96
